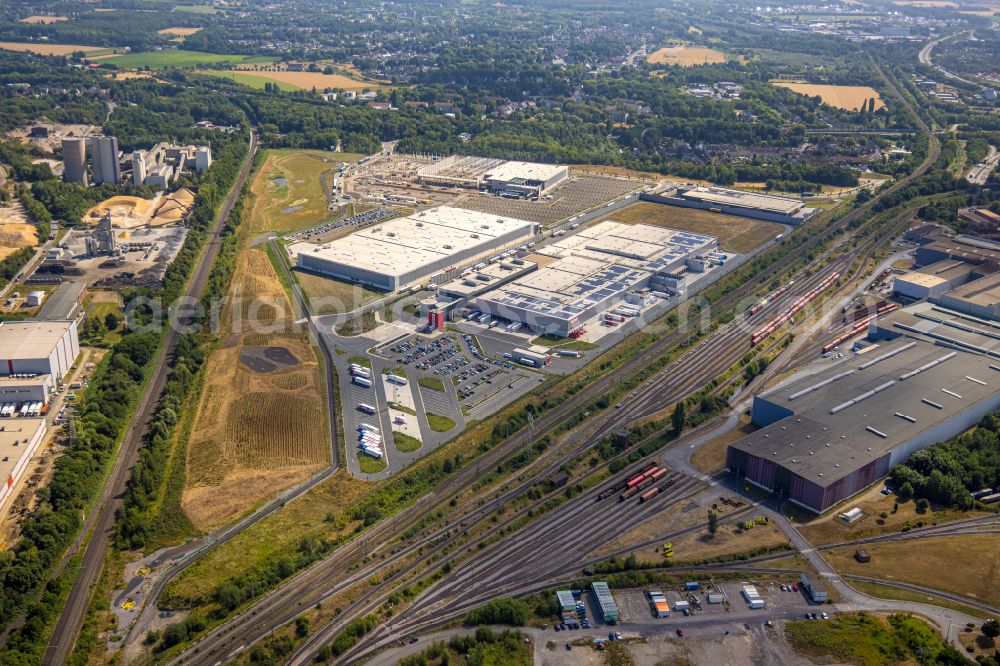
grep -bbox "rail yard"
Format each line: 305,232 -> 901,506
159,72 -> 947,660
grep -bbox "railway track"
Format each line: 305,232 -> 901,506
162,63 -> 943,665
40,130 -> 261,666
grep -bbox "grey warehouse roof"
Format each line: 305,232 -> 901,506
732,337 -> 1000,483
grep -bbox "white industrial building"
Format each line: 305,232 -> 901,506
291,207 -> 538,291
0,418 -> 48,512
472,221 -> 718,336
484,161 -> 568,197
651,185 -> 818,224
0,320 -> 80,384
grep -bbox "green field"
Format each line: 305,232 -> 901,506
97,49 -> 274,69
204,70 -> 300,91
358,455 -> 387,473
426,412 -> 456,432
418,376 -> 445,392
392,431 -> 422,453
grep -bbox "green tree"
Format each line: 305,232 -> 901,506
983,619 -> 1000,639
707,509 -> 719,537
672,402 -> 686,434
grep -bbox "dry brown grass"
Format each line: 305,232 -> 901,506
665,521 -> 789,564
182,246 -> 330,531
222,68 -> 385,92
772,82 -> 885,111
647,45 -> 726,67
0,41 -> 105,55
690,421 -> 757,474
157,27 -> 202,36
796,484 -> 985,545
826,534 -> 1000,607
598,202 -> 783,254
18,15 -> 68,23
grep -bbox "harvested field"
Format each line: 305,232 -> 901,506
18,15 -> 68,23
773,81 -> 885,111
647,45 -> 726,67
182,246 -> 330,530
157,26 -> 202,36
893,0 -> 958,6
94,49 -> 273,69
206,68 -> 385,92
597,202 -> 782,254
826,534 -> 1000,607
0,41 -> 109,56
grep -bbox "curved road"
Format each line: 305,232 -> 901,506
41,129 -> 260,666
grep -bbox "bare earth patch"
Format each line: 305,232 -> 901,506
218,67 -> 385,92
18,15 -> 68,23
0,41 -> 106,55
647,45 -> 726,67
157,27 -> 202,36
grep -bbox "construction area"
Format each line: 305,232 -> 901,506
81,189 -> 195,228
346,153 -> 645,227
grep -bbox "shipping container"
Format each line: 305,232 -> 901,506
591,582 -> 620,624
749,599 -> 765,609
707,594 -> 724,604
673,601 -> 689,611
684,581 -> 700,591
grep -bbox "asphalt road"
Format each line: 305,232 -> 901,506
41,129 -> 259,666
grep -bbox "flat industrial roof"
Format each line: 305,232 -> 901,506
290,207 -> 535,280
484,161 -> 567,184
875,302 -> 1000,357
35,281 -> 85,321
942,272 -> 1000,307
731,336 -> 1000,484
919,234 -> 1000,266
478,221 -> 716,321
679,186 -> 804,214
0,418 -> 47,495
0,321 -> 73,360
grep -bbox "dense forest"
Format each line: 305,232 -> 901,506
890,410 -> 1000,508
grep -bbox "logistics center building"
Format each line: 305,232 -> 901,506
472,221 -> 718,336
650,185 -> 818,224
483,161 -> 569,197
290,207 -> 537,292
0,418 -> 48,511
726,330 -> 1000,514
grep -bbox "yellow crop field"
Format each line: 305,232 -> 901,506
773,81 -> 885,111
212,67 -> 386,92
182,246 -> 330,530
157,26 -> 202,36
18,15 -> 68,23
647,45 -> 726,67
0,41 -> 107,55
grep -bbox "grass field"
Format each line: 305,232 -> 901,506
690,421 -> 756,474
599,202 -> 783,254
182,241 -> 330,531
165,470 -> 372,606
773,81 -> 885,111
393,431 -> 422,453
94,49 -> 274,69
295,271 -> 384,315
426,412 -> 456,432
851,581 -> 998,622
647,45 -> 726,67
418,376 -> 445,392
248,149 -> 362,235
825,534 -> 1000,607
358,455 -> 387,473
786,613 -> 951,666
205,68 -> 384,92
0,41 -> 110,56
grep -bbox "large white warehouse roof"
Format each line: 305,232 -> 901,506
0,321 -> 75,359
484,161 -> 567,184
290,207 -> 535,287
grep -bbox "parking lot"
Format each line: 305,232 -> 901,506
452,176 -> 643,227
287,205 -> 399,241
